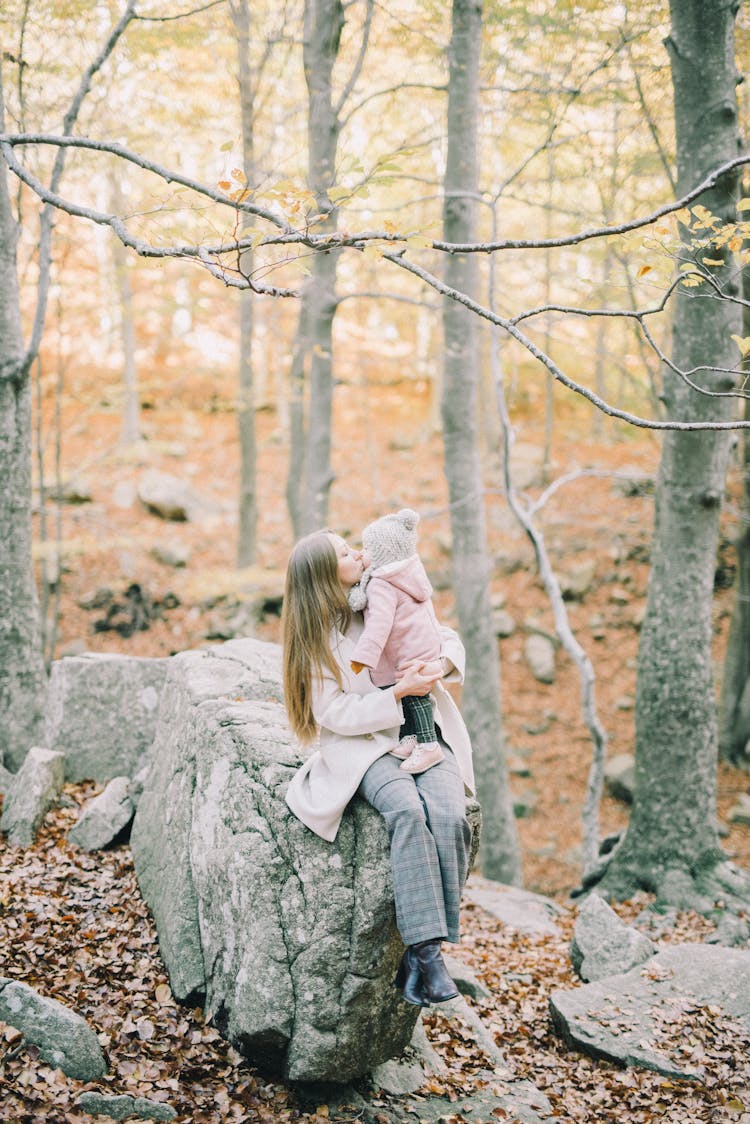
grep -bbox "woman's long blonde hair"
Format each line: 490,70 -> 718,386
282,531 -> 352,743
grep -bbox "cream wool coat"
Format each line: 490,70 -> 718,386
285,617 -> 476,842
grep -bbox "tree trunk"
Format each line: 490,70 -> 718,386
442,0 -> 522,884
109,177 -> 141,447
232,0 -> 258,567
286,0 -> 343,537
718,265 -> 750,768
0,143 -> 45,770
598,0 -> 749,911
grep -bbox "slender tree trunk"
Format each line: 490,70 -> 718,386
719,264 -> 750,767
442,0 -> 522,884
286,0 -> 343,536
599,0 -> 749,910
109,178 -> 141,447
0,138 -> 45,770
232,0 -> 258,566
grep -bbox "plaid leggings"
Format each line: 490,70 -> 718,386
357,746 -> 471,945
400,692 -> 438,744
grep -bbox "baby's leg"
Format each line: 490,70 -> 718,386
400,695 -> 443,774
386,687 -> 418,759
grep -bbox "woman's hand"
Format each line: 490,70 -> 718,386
394,661 -> 441,700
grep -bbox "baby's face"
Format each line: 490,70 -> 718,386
361,547 -> 372,568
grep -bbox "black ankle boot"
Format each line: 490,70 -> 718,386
412,940 -> 458,1003
393,948 -> 429,1007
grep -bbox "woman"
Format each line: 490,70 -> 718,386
283,529 -> 476,1007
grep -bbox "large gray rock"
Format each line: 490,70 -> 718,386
46,653 -> 169,782
550,944 -> 750,1078
0,747 -> 64,846
0,977 -> 107,1080
69,776 -> 135,851
570,893 -> 655,981
130,638 -> 420,1083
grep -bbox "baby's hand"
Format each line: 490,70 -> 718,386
398,657 -> 444,679
350,660 -> 366,674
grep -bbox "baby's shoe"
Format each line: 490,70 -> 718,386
400,742 -> 444,774
390,734 -> 417,760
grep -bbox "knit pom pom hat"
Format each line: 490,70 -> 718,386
348,508 -> 419,612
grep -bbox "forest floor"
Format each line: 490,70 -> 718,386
2,374 -> 748,1121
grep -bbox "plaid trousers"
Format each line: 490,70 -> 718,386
357,747 -> 471,946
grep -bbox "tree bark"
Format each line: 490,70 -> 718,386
598,0 -> 749,910
442,0 -> 522,884
0,130 -> 45,770
718,264 -> 750,768
285,0 -> 344,537
232,0 -> 258,567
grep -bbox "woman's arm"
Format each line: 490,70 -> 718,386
312,661 -> 439,738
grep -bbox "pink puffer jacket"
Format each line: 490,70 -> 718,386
349,554 -> 443,687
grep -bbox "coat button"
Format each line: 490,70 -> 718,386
365,733 -> 374,740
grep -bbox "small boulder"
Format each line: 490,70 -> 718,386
77,1093 -> 176,1121
559,559 -> 596,600
69,776 -> 135,851
57,477 -> 92,504
570,894 -> 655,982
463,876 -> 564,937
492,609 -> 516,638
151,542 -> 191,568
138,469 -> 217,522
611,470 -> 656,497
524,634 -> 556,684
604,753 -> 635,803
728,793 -> 750,827
0,747 -> 64,847
46,653 -> 169,782
0,978 -> 107,1081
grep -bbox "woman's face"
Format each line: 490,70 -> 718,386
328,534 -> 364,590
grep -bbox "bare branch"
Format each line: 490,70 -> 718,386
339,81 -> 446,130
6,124 -> 750,430
135,0 -> 227,20
337,290 -> 438,308
1,133 -> 291,231
335,0 -> 375,117
381,248 -> 750,431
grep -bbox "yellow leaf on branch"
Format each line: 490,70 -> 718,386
406,234 -> 433,250
731,334 -> 750,358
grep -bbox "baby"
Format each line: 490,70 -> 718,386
348,508 -> 445,774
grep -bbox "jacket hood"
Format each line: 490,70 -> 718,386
371,554 -> 433,602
